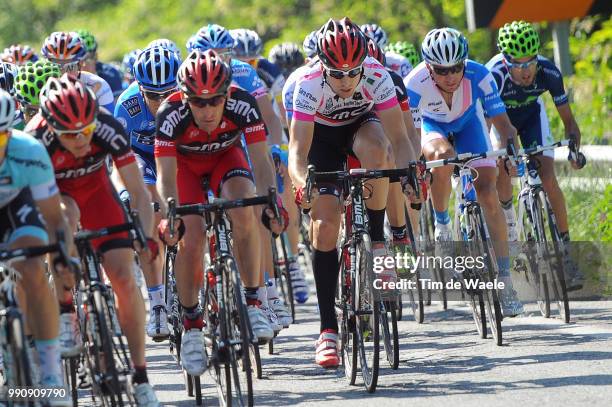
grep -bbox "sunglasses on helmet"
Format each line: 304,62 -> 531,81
142,88 -> 176,101
429,61 -> 465,76
504,56 -> 538,70
186,94 -> 226,108
324,65 -> 363,79
54,122 -> 97,139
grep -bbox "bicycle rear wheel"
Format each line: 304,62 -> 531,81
354,232 -> 379,393
467,290 -> 487,339
3,311 -> 33,390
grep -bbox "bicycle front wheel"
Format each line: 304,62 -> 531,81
354,232 -> 379,393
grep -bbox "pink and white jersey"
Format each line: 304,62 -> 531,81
292,56 -> 398,127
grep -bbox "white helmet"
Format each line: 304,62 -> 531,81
360,23 -> 388,48
147,38 -> 181,61
0,89 -> 16,131
421,28 -> 468,67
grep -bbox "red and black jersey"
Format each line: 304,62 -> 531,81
154,86 -> 268,158
388,69 -> 409,112
25,112 -> 136,193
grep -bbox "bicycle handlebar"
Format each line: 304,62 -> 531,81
0,230 -> 69,265
74,210 -> 146,249
170,187 -> 278,217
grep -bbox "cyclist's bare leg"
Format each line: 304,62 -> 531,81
422,137 -> 455,214
311,196 -> 342,252
474,166 -> 509,258
55,196 -> 79,305
174,214 -> 205,307
221,176 -> 261,288
282,169 -> 300,255
102,247 -> 147,366
11,235 -> 60,341
535,155 -> 569,233
141,184 -> 163,287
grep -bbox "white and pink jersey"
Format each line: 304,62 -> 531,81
291,56 -> 398,127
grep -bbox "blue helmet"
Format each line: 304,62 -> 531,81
194,24 -> 235,50
133,46 -> 180,91
230,29 -> 262,59
302,30 -> 318,59
121,49 -> 141,78
147,38 -> 181,61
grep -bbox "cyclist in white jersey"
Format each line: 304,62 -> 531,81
289,18 -> 419,368
405,28 -> 523,316
41,32 -> 115,112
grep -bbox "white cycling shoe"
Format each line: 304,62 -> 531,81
247,304 -> 274,343
269,297 -> 292,328
146,305 -> 170,341
133,382 -> 160,406
59,312 -> 82,358
180,329 -> 207,376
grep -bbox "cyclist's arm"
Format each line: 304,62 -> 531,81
117,162 -> 154,237
256,95 -> 283,145
247,140 -> 277,195
401,108 -> 420,156
556,103 -> 582,147
378,104 -> 417,167
288,119 -> 314,189
489,113 -> 518,148
155,156 -> 177,215
37,193 -> 74,254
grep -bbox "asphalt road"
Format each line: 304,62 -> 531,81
133,295 -> 612,407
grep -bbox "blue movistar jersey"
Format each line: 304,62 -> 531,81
254,58 -> 285,98
230,59 -> 267,99
96,61 -> 125,100
114,82 -> 155,155
485,54 -> 568,123
0,130 -> 58,208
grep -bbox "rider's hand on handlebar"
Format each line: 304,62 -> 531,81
294,185 -> 319,212
261,195 -> 289,237
158,218 -> 184,246
503,157 -> 520,177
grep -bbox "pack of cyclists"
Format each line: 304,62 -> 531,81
0,17 -> 586,405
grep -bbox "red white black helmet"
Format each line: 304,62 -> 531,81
41,32 -> 87,64
40,73 -> 98,131
317,17 -> 367,70
366,38 -> 386,66
177,50 -> 232,96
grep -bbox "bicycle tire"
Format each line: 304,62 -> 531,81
337,244 -> 357,384
90,288 -> 123,405
4,312 -> 33,390
404,205 -> 425,323
467,290 -> 487,338
539,191 -> 570,323
471,209 -> 503,346
354,232 -> 379,393
279,233 -> 296,322
380,301 -> 399,369
520,191 -> 551,317
226,257 -> 254,407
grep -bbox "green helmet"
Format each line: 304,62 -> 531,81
386,41 -> 420,67
497,21 -> 540,58
75,29 -> 98,53
14,61 -> 61,107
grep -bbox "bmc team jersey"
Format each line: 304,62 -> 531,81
154,87 -> 267,158
385,51 -> 412,79
291,56 -> 399,127
230,59 -> 268,100
96,61 -> 125,100
0,130 -> 58,208
155,87 -> 267,201
25,112 -> 135,193
282,64 -> 314,123
79,70 -> 115,112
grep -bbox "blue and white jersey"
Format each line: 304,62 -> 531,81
0,130 -> 58,208
254,58 -> 285,98
230,59 -> 267,99
385,51 -> 412,79
405,59 -> 506,131
79,70 -> 115,112
114,82 -> 155,155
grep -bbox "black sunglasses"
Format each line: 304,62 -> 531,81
142,89 -> 176,101
325,66 -> 363,79
430,62 -> 465,76
187,95 -> 226,108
